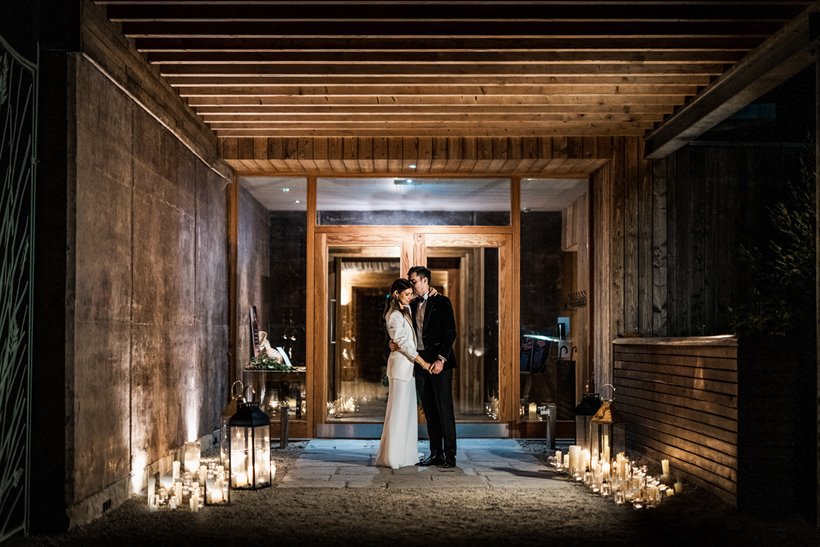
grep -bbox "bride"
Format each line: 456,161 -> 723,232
375,278 -> 432,469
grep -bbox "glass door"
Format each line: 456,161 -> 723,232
314,230 -> 512,437
326,248 -> 401,421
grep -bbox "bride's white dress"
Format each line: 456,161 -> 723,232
375,308 -> 419,469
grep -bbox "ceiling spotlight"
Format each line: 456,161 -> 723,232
408,163 -> 417,169
281,187 -> 290,192
393,178 -> 414,185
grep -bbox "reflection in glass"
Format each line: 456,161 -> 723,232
327,250 -> 400,421
326,246 -> 500,423
317,178 -> 510,226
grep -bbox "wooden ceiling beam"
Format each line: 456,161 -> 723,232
201,112 -> 662,122
646,4 -> 820,158
192,104 -> 677,114
212,125 -> 652,137
146,50 -> 744,64
173,83 -> 699,94
120,21 -> 784,38
159,63 -> 725,77
133,36 -> 766,51
167,75 -> 712,87
103,2 -> 805,22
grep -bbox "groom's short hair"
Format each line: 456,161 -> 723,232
408,265 -> 431,281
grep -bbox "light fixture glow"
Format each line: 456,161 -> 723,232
408,163 -> 417,169
131,451 -> 147,493
281,187 -> 290,192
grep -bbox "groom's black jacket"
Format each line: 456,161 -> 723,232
412,293 -> 457,372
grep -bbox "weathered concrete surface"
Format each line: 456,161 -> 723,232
70,56 -> 229,525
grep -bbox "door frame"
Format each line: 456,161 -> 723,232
308,225 -> 516,436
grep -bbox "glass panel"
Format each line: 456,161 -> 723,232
519,178 -> 588,423
238,176 -> 308,421
427,249 -> 499,422
316,177 -> 510,226
326,248 -> 401,421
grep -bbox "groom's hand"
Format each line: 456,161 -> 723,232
431,359 -> 444,374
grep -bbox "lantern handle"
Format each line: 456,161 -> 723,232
601,383 -> 615,402
231,380 -> 244,400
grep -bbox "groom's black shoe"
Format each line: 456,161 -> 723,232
418,454 -> 445,467
438,457 -> 457,468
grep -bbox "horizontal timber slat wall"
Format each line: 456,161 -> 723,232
613,336 -> 739,504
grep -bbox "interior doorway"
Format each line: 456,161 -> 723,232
314,230 -> 512,438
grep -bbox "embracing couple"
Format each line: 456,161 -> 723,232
375,265 -> 458,470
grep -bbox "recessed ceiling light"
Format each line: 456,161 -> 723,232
294,200 -> 301,204
408,163 -> 417,169
282,187 -> 290,192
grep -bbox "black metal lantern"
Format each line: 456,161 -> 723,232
228,396 -> 272,489
590,384 -> 623,464
574,391 -> 602,455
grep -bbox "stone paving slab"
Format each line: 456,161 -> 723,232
277,438 -> 561,491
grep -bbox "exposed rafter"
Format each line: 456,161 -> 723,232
94,0 -> 815,148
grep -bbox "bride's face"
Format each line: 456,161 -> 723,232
397,287 -> 414,308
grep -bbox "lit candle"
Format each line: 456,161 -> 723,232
528,402 -> 537,419
674,481 -> 683,494
184,441 -> 201,473
568,445 -> 581,474
661,459 -> 670,477
602,461 -> 611,480
172,460 -> 180,481
555,450 -> 563,468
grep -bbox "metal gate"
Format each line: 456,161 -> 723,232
0,34 -> 36,541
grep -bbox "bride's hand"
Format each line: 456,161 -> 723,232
427,287 -> 438,297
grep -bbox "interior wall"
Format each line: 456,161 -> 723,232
67,56 -> 229,527
267,211 -> 307,367
236,187 -> 271,375
519,212 -> 563,334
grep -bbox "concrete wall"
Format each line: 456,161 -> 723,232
68,56 -> 229,525
236,186 -> 271,375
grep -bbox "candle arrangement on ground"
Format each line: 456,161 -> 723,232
146,458 -> 229,511
551,447 -> 681,509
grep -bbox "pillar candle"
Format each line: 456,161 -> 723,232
568,445 -> 581,474
661,459 -> 670,477
555,450 -> 563,467
172,460 -> 180,481
674,481 -> 683,494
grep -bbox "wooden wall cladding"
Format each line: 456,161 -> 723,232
613,337 -> 739,504
654,144 -> 806,337
221,136 -> 611,175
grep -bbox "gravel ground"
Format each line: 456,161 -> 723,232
9,441 -> 820,547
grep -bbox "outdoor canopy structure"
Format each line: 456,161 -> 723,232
2,0 -> 820,538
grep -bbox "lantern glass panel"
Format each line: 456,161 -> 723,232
229,405 -> 272,490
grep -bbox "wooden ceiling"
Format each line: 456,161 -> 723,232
94,0 -> 815,144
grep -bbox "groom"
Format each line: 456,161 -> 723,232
407,265 -> 458,468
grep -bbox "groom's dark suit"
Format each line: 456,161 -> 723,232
412,292 -> 458,464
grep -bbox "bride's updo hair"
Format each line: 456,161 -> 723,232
384,277 -> 414,319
